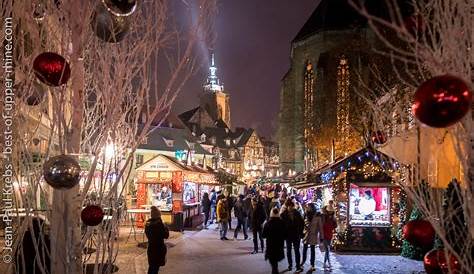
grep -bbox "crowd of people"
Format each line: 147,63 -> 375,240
200,187 -> 338,273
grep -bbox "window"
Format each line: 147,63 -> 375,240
210,137 -> 216,145
304,61 -> 315,145
200,134 -> 206,142
135,154 -> 144,167
349,184 -> 390,227
225,138 -> 231,146
337,56 -> 350,148
163,138 -> 174,147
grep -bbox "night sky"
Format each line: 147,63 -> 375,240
173,0 -> 320,139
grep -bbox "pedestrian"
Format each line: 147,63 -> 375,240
280,199 -> 304,272
322,208 -> 337,269
301,203 -> 323,271
217,197 -> 230,240
244,194 -> 253,231
16,217 -> 51,274
262,208 -> 286,274
250,197 -> 266,254
233,194 -> 249,240
226,192 -> 235,230
201,192 -> 211,229
145,206 -> 170,274
210,189 -> 217,224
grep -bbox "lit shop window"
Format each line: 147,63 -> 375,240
349,184 -> 390,227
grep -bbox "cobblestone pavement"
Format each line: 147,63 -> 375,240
119,223 -> 425,274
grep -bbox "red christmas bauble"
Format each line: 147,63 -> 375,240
412,75 -> 472,128
33,52 -> 71,86
81,205 -> 105,226
371,130 -> 387,144
424,249 -> 460,274
402,219 -> 435,248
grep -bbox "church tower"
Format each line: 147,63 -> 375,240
199,53 -> 231,128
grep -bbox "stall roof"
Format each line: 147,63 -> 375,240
136,154 -> 214,175
304,146 -> 400,187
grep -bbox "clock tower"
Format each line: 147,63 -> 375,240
199,53 -> 231,128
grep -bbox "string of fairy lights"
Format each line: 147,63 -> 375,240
318,148 -> 406,249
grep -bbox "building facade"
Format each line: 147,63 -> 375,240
278,0 -> 391,173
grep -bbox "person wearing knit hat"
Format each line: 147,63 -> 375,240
263,208 -> 286,274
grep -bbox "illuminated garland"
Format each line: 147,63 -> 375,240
336,56 -> 350,151
304,61 -> 315,146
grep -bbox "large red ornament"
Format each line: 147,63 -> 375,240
402,219 -> 435,248
371,130 -> 387,144
424,249 -> 460,274
33,52 -> 71,86
81,205 -> 105,226
412,75 -> 472,128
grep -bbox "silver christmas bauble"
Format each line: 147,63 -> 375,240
43,155 -> 81,189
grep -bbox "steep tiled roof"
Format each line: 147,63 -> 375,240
138,126 -> 211,155
293,0 -> 408,42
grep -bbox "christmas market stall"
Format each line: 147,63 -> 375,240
312,147 -> 406,253
134,154 -> 217,230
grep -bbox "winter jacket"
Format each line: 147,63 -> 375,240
262,217 -> 286,262
210,192 -> 217,206
145,218 -> 170,267
251,202 -> 267,231
234,199 -> 248,220
280,208 -> 305,240
201,196 -> 211,213
322,214 -> 337,240
217,200 -> 229,222
303,214 -> 324,245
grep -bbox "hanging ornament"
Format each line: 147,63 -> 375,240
412,75 -> 472,128
43,155 -> 81,189
91,4 -> 130,43
33,52 -> 71,86
370,130 -> 387,144
402,219 -> 435,248
102,0 -> 137,17
33,3 -> 46,21
81,205 -> 105,226
424,249 -> 460,274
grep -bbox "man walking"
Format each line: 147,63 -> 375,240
217,197 -> 229,240
280,199 -> 304,272
233,194 -> 248,240
250,197 -> 266,254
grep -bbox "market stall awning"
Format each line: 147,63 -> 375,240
304,146 -> 401,188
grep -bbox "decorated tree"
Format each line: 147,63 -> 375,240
349,0 -> 473,272
1,0 -> 217,273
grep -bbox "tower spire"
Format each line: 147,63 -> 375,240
204,52 -> 223,92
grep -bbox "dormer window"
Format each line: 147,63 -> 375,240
163,137 -> 174,147
200,134 -> 206,142
225,138 -> 231,146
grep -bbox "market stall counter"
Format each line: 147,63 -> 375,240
134,154 -> 217,231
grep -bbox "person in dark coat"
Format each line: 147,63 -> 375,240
210,189 -> 217,224
16,218 -> 51,274
145,206 -> 170,274
250,197 -> 266,254
280,199 -> 304,272
262,208 -> 286,274
201,192 -> 211,229
233,194 -> 249,239
243,194 -> 252,231
226,193 -> 235,230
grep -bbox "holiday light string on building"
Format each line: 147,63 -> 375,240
317,148 -> 406,248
